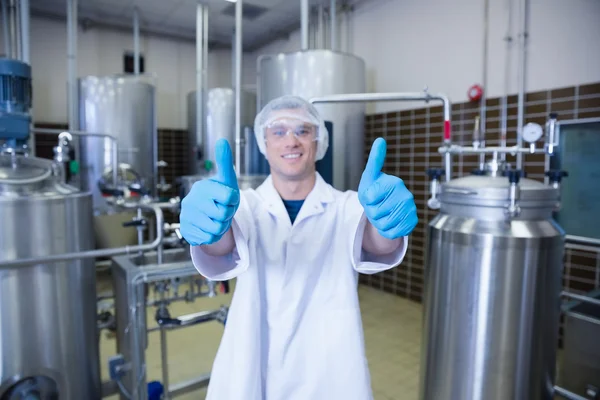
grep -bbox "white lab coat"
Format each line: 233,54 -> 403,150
190,173 -> 408,400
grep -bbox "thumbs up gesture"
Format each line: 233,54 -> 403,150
358,137 -> 418,240
180,138 -> 240,246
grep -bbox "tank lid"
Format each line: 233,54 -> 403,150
0,157 -> 52,184
440,175 -> 558,209
0,155 -> 80,198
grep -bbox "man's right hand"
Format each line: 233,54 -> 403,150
180,138 -> 240,246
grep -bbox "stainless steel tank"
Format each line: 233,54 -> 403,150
0,154 -> 100,399
78,75 -> 157,208
257,49 -> 366,191
420,174 -> 565,400
78,75 -> 157,248
187,88 -> 256,174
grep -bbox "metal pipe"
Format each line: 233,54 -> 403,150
317,4 -> 324,49
301,0 -> 309,51
310,91 -> 453,181
330,0 -> 336,51
554,385 -> 594,400
566,234 -> 600,247
566,233 -> 595,248
0,204 -> 164,268
8,0 -> 17,59
500,0 -> 514,160
2,0 -> 11,58
160,292 -> 170,400
479,0 -> 489,169
516,0 -> 529,169
196,5 -> 205,174
203,6 -> 208,106
19,0 -> 29,63
133,6 -> 139,75
561,291 -> 600,308
234,0 -> 242,173
67,0 -> 78,131
32,128 -> 119,189
438,145 -> 545,155
127,262 -> 203,398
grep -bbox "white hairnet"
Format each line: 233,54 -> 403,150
254,95 -> 329,161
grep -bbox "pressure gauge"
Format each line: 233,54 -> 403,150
522,123 -> 543,143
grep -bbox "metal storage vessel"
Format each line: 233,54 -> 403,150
187,88 -> 257,174
0,154 -> 100,399
420,173 -> 565,400
257,49 -> 366,191
78,75 -> 157,209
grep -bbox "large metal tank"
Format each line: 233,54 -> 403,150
187,88 -> 257,174
257,49 -> 366,191
0,154 -> 100,399
78,75 -> 157,208
420,174 -> 565,400
78,75 -> 157,248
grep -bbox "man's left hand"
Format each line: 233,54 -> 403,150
358,137 -> 418,240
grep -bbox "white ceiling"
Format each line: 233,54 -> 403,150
29,0 -> 359,51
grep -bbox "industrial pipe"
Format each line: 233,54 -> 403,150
301,0 -> 309,51
516,0 -> 530,169
19,0 -> 29,63
438,145 -> 545,155
133,6 -> 139,75
310,91 -> 453,181
0,203 -> 164,268
203,6 -> 208,106
330,0 -> 337,51
566,234 -> 600,248
67,0 -> 78,132
234,0 -> 242,173
8,0 -> 17,59
554,385 -> 593,400
32,127 -> 119,189
318,4 -> 324,49
561,291 -> 600,308
127,261 -> 205,398
479,0 -> 489,170
2,0 -> 10,58
500,0 -> 514,160
196,4 -> 205,173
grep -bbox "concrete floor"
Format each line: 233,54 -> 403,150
98,279 -> 423,400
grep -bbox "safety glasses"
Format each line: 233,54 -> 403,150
265,121 -> 318,143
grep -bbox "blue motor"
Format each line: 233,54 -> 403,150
0,57 -> 32,148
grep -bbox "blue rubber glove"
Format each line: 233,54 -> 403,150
180,139 -> 240,246
358,137 -> 418,240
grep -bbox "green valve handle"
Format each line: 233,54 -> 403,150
204,160 -> 213,172
69,160 -> 80,175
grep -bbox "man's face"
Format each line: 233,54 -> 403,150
263,109 -> 318,181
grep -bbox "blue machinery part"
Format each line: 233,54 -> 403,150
0,58 -> 32,148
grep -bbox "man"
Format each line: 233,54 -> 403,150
180,95 -> 417,399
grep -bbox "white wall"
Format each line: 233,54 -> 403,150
245,0 -> 600,114
1,17 -> 246,129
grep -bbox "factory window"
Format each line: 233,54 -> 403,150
124,51 -> 145,74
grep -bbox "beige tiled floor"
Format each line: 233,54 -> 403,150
99,280 -> 423,400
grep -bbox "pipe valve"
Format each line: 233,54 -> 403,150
545,169 -> 569,211
426,169 -> 445,210
505,169 -> 524,218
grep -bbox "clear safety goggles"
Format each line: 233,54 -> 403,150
264,120 -> 318,143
